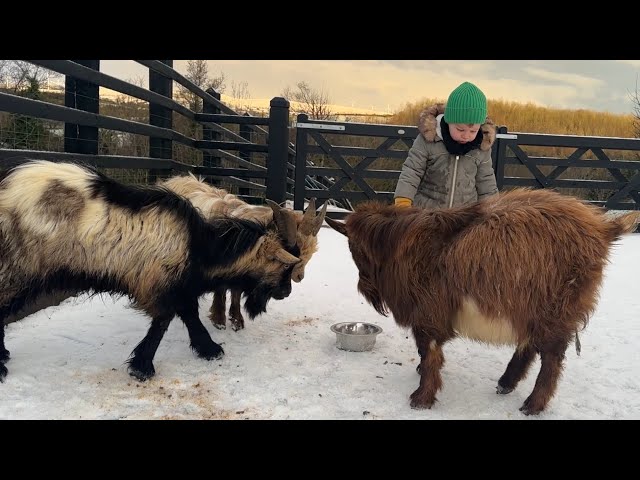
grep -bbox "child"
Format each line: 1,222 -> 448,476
394,81 -> 499,374
394,81 -> 498,209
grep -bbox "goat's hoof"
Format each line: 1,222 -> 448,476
0,348 -> 9,363
196,343 -> 225,361
211,322 -> 226,330
519,397 -> 543,416
128,364 -> 155,382
230,320 -> 245,332
496,384 -> 514,395
409,390 -> 436,410
0,363 -> 7,382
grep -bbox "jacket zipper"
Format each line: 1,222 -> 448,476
448,155 -> 460,208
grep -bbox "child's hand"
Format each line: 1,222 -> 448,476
394,197 -> 412,208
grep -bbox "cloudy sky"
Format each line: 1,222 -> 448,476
99,60 -> 640,115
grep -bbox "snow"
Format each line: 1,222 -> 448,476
0,226 -> 638,420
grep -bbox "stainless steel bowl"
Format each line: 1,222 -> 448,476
330,322 -> 383,352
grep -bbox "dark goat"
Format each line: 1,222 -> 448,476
0,161 -> 300,382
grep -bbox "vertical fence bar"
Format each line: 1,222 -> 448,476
494,125 -> 508,190
64,60 -> 99,154
238,112 -> 251,197
202,87 -> 222,186
294,113 -> 309,211
148,60 -> 173,183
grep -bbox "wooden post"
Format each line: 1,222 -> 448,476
265,97 -> 290,204
149,60 -> 173,183
64,60 -> 99,154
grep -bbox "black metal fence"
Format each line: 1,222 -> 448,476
293,115 -> 640,218
3,60 -> 640,219
0,60 -> 294,205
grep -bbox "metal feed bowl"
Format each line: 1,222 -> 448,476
330,322 -> 383,352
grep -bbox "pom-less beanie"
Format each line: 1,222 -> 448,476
443,81 -> 487,124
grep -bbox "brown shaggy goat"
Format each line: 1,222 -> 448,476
326,188 -> 640,415
160,173 -> 327,331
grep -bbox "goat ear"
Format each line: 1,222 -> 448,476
325,216 -> 348,237
268,248 -> 300,266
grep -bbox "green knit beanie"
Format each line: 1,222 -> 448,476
443,81 -> 487,125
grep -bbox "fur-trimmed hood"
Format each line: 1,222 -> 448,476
417,103 -> 496,151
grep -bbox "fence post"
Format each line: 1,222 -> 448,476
294,113 -> 309,211
64,60 -> 99,155
494,125 -> 508,190
238,112 -> 251,196
265,97 -> 290,204
148,60 -> 173,183
202,87 -> 222,186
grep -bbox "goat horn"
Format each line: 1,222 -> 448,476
265,199 -> 297,247
311,200 -> 329,236
299,198 -> 325,236
302,197 -> 317,224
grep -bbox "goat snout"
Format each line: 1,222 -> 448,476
272,285 -> 292,300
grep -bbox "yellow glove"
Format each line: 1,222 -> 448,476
394,197 -> 413,208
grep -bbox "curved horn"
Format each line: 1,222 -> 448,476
265,199 -> 297,247
299,198 -> 326,236
311,200 -> 329,235
302,197 -> 317,224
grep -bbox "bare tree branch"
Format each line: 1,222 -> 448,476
176,60 -> 226,113
631,74 -> 640,139
281,81 -> 336,120
0,61 -> 60,94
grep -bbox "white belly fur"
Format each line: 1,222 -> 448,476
452,297 -> 518,345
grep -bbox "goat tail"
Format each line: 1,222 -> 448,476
606,211 -> 640,241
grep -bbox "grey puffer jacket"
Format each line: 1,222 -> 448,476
394,103 -> 498,209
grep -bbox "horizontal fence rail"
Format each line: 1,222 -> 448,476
3,61 -> 640,219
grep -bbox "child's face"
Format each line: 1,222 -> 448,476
448,123 -> 481,144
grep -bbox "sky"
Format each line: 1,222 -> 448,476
97,60 -> 640,116
1,222 -> 638,420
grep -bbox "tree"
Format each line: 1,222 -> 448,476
631,75 -> 640,139
0,60 -> 60,94
281,81 -> 336,120
230,80 -> 252,113
176,60 -> 226,113
2,75 -> 48,150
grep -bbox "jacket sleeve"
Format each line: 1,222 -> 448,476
475,149 -> 498,200
394,135 -> 430,201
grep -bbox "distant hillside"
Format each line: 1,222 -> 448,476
389,98 -> 636,138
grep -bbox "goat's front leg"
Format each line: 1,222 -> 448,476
410,327 -> 445,409
209,286 -> 227,330
127,311 -> 175,381
0,321 -> 9,364
0,323 -> 8,382
178,297 -> 224,361
228,289 -> 245,331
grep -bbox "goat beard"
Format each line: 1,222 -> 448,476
243,284 -> 277,319
358,277 -> 388,316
